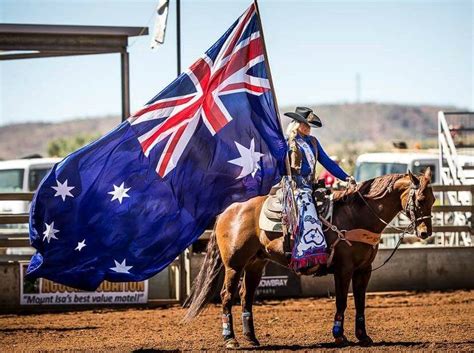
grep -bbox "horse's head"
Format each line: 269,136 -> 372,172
402,167 -> 436,239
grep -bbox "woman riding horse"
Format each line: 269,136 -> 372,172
284,107 -> 354,275
184,108 -> 435,349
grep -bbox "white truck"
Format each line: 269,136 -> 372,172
354,152 -> 440,183
354,151 -> 474,184
0,157 -> 60,222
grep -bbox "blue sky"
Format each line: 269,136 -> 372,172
0,0 -> 472,125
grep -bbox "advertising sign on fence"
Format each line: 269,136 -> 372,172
255,262 -> 301,299
20,263 -> 148,305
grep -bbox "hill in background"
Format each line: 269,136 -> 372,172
0,103 -> 457,160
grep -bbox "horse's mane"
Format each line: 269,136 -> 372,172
333,173 -> 405,203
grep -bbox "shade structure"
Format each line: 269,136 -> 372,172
0,23 -> 149,121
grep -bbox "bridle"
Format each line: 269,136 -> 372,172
355,180 -> 430,238
403,184 -> 432,237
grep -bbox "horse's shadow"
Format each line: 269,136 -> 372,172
249,340 -> 474,351
132,348 -> 182,353
133,340 -> 474,352
0,326 -> 98,333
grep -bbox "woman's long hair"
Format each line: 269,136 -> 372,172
286,120 -> 300,151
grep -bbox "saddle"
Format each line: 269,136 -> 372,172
259,188 -> 284,232
263,188 -> 284,221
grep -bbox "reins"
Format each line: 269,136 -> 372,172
324,178 -> 424,271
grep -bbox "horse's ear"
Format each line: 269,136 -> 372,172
424,167 -> 432,183
408,169 -> 420,186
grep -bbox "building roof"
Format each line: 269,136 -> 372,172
0,23 -> 148,60
0,24 -> 147,37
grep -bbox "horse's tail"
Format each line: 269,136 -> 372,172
183,222 -> 223,321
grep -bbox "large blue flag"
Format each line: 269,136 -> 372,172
27,3 -> 287,291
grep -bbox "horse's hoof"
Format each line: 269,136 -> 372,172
224,338 -> 240,349
243,333 -> 260,346
334,335 -> 349,347
358,335 -> 373,346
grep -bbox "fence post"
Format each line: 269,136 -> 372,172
471,185 -> 474,233
178,250 -> 188,304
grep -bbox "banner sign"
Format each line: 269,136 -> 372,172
255,262 -> 301,298
20,263 -> 148,305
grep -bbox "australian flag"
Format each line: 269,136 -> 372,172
27,3 -> 287,291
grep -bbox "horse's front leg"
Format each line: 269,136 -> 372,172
332,261 -> 353,346
239,258 -> 267,347
352,267 -> 373,346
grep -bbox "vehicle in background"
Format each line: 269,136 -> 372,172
0,157 -> 60,225
0,158 -> 60,256
355,152 -> 440,183
355,152 -> 474,184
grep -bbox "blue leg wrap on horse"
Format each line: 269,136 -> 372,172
332,320 -> 343,337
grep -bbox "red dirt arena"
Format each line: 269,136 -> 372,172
1,290 -> 473,352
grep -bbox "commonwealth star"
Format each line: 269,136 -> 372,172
228,138 -> 264,179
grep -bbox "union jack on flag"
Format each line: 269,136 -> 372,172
27,2 -> 287,291
129,4 -> 272,177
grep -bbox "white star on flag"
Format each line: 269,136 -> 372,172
43,222 -> 59,243
108,182 -> 131,204
228,138 -> 264,179
75,239 -> 86,251
51,179 -> 75,201
110,259 -> 133,274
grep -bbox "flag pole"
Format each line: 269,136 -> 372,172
255,0 -> 296,256
253,0 -> 292,177
176,0 -> 188,304
176,0 -> 182,77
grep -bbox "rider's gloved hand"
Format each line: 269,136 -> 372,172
346,175 -> 357,186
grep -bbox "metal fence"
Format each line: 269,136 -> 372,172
382,184 -> 473,247
0,184 -> 471,307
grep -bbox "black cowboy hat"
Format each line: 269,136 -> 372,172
284,107 -> 322,128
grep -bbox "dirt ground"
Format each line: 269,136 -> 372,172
1,290 -> 473,352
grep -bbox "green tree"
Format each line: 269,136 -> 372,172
47,133 -> 101,157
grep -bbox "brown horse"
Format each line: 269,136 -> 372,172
184,169 -> 435,348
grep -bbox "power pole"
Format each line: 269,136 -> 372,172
356,73 -> 361,103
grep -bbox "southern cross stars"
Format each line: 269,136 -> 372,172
52,179 -> 75,201
108,182 -> 131,204
43,222 -> 59,243
75,239 -> 86,251
228,138 -> 264,179
110,259 -> 133,274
